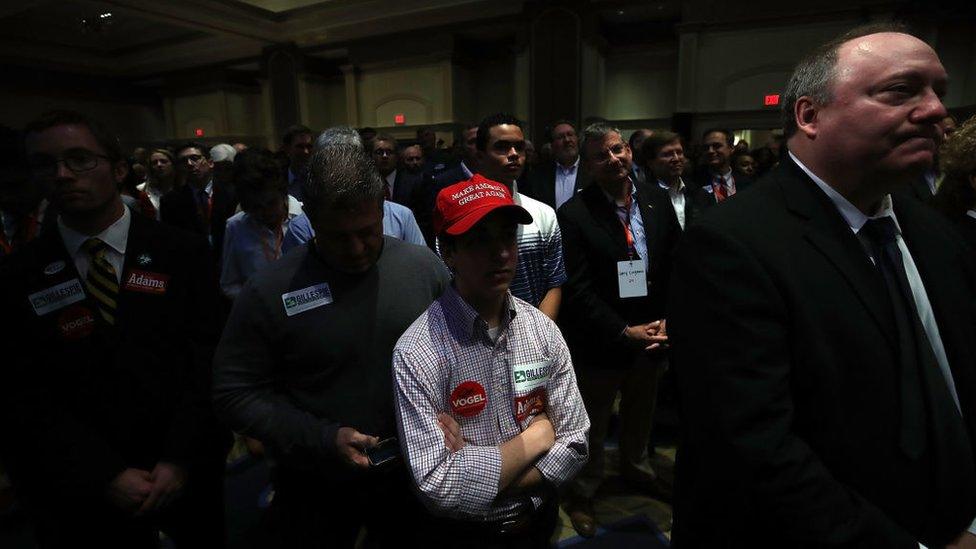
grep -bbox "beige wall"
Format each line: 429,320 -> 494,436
355,59 -> 453,128
0,91 -> 165,151
166,89 -> 266,143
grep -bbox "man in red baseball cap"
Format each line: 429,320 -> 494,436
392,174 -> 589,545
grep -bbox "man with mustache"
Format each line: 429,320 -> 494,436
669,25 -> 976,547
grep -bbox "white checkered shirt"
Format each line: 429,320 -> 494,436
393,284 -> 589,520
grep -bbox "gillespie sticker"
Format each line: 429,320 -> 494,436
29,278 -> 86,316
281,282 -> 333,317
57,305 -> 96,341
515,387 -> 547,422
123,270 -> 169,295
450,381 -> 487,418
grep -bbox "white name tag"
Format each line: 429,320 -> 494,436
29,278 -> 86,316
281,283 -> 333,317
512,360 -> 550,393
617,260 -> 648,298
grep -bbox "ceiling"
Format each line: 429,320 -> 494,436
0,0 -> 527,77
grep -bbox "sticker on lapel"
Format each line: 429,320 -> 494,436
123,270 -> 169,295
29,278 -> 86,316
515,388 -> 547,422
136,253 -> 152,267
450,381 -> 487,418
43,260 -> 66,276
57,305 -> 96,341
281,283 -> 333,317
512,361 -> 550,393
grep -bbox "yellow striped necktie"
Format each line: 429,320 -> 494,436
81,238 -> 118,325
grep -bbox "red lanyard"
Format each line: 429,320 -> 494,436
616,192 -> 636,259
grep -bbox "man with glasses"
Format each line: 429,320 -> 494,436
159,141 -> 238,270
371,134 -> 422,208
0,110 -> 229,547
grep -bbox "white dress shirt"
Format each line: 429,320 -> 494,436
58,204 -> 130,284
658,178 -> 687,230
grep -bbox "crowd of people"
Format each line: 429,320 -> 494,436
2,22 -> 976,549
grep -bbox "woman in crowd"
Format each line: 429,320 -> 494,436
137,147 -> 177,219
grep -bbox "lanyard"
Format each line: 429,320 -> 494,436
616,191 -> 636,259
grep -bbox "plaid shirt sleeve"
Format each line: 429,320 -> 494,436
393,344 -> 502,517
533,319 -> 589,485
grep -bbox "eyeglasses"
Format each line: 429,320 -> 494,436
28,149 -> 112,177
372,149 -> 395,157
179,154 -> 207,165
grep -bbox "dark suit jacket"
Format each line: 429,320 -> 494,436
523,160 -> 590,210
650,180 -> 704,231
159,181 -> 237,268
557,180 -> 680,369
0,212 -> 228,519
669,156 -> 976,547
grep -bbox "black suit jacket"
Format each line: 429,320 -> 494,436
0,212 -> 228,517
650,180 -> 704,231
557,180 -> 680,369
159,181 -> 237,267
669,156 -> 976,547
523,160 -> 590,210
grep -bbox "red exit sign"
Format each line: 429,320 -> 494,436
394,114 -> 405,125
194,128 -> 205,137
764,94 -> 780,106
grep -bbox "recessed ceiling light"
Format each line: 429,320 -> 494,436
617,10 -> 625,15
99,12 -> 112,19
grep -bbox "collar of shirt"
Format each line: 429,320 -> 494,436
601,179 -> 638,208
286,195 -> 303,218
58,203 -> 131,258
790,151 -> 900,235
556,157 -> 579,175
439,283 -> 517,343
201,179 -> 213,197
657,177 -> 685,193
460,160 -> 474,179
967,210 -> 976,221
712,169 -> 733,186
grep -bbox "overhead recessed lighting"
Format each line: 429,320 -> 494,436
99,12 -> 113,18
616,10 -> 625,15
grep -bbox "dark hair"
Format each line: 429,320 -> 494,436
303,144 -> 384,217
282,124 -> 314,146
174,141 -> 209,158
933,114 -> 976,220
232,149 -> 287,211
702,128 -> 734,148
628,129 -> 653,151
782,21 -> 910,138
476,113 -> 524,152
371,134 -> 398,151
24,110 -> 123,161
640,131 -> 681,166
547,119 -> 577,142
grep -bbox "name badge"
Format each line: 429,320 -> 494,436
513,360 -> 550,422
29,278 -> 86,316
124,270 -> 169,294
617,260 -> 648,298
282,282 -> 333,317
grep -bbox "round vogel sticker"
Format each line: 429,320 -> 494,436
450,381 -> 487,418
57,305 -> 96,341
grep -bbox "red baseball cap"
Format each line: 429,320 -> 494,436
433,174 -> 532,236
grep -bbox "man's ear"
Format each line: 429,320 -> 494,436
794,96 -> 820,139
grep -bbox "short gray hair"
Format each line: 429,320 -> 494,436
315,125 -> 364,151
302,142 -> 383,216
782,21 -> 909,138
580,123 -> 623,160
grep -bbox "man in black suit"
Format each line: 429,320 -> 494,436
642,130 -> 701,231
558,123 -> 679,537
692,127 -> 752,208
523,119 -> 588,210
420,124 -> 480,247
670,26 -> 976,547
1,110 -> 228,548
370,134 -> 421,207
159,141 -> 237,269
